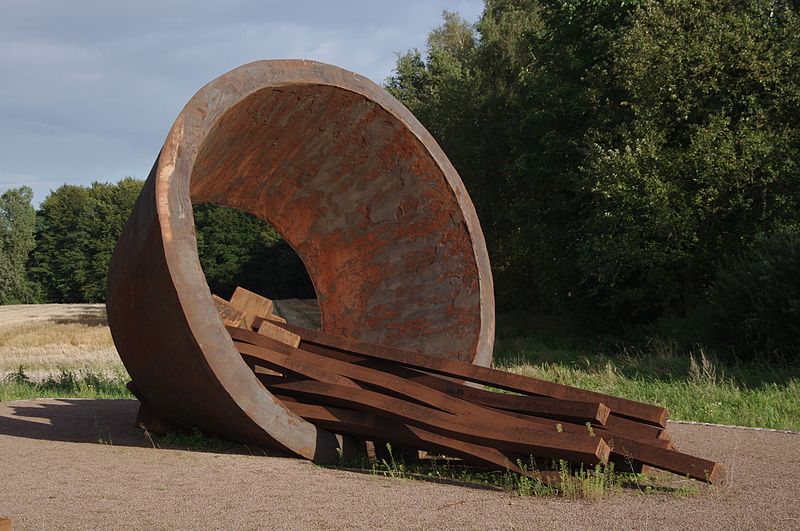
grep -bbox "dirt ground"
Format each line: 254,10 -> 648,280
0,398 -> 798,530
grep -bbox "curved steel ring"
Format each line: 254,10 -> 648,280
106,60 -> 494,461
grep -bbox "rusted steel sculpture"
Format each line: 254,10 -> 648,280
107,60 -> 495,463
108,60 -> 725,487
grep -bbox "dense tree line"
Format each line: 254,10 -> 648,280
0,179 -> 313,307
28,179 -> 143,303
388,0 -> 800,361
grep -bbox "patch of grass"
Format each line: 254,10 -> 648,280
155,427 -> 238,453
0,366 -> 132,401
494,330 -> 800,431
0,324 -> 119,378
339,443 -> 674,500
555,460 -> 621,501
143,426 -> 279,457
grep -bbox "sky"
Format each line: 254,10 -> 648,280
0,0 -> 484,206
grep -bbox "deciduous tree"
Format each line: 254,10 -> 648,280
0,186 -> 36,303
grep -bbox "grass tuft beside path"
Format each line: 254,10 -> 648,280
0,368 -> 131,402
495,333 -> 800,431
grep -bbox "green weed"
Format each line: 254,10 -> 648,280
348,443 -> 669,500
156,427 -> 235,453
0,366 -> 131,401
557,460 -> 621,501
494,332 -> 800,431
374,443 -> 407,479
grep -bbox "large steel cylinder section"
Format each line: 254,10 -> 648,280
106,60 -> 495,461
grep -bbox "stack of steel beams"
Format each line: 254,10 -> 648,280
217,287 -> 725,487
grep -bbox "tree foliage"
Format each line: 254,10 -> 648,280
22,178 -> 313,304
388,0 -> 800,358
28,179 -> 143,303
193,204 -> 315,301
583,0 -> 800,324
711,228 -> 800,361
0,186 -> 36,303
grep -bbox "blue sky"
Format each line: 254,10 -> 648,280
0,0 -> 484,205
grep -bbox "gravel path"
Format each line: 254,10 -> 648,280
1,398 -> 798,530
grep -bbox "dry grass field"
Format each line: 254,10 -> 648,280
0,304 -> 122,380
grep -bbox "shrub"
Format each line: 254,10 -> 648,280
711,230 -> 800,363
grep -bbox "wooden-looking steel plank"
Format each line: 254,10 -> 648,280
235,336 -> 610,444
233,330 -> 614,442
608,436 -> 725,486
398,370 -> 610,425
257,320 -> 301,348
212,295 -> 247,328
269,380 -> 610,465
232,326 -> 672,448
274,322 -> 668,427
229,286 -> 274,329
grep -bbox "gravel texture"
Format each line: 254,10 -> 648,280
1,398 -> 798,530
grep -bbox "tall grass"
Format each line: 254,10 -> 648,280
0,307 -> 121,380
495,329 -> 800,431
0,367 -> 131,401
0,321 -> 113,349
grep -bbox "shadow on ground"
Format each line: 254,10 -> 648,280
52,306 -> 109,327
0,399 -> 146,446
0,398 -> 288,457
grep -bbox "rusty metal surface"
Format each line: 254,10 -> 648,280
106,60 -> 495,461
274,321 -> 669,427
270,380 -> 611,465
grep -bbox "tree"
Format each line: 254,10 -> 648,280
194,204 -> 315,301
81,178 -> 143,301
28,179 -> 143,303
502,0 -> 644,314
581,0 -> 800,324
711,228 -> 800,362
388,0 -> 800,349
0,186 -> 36,303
